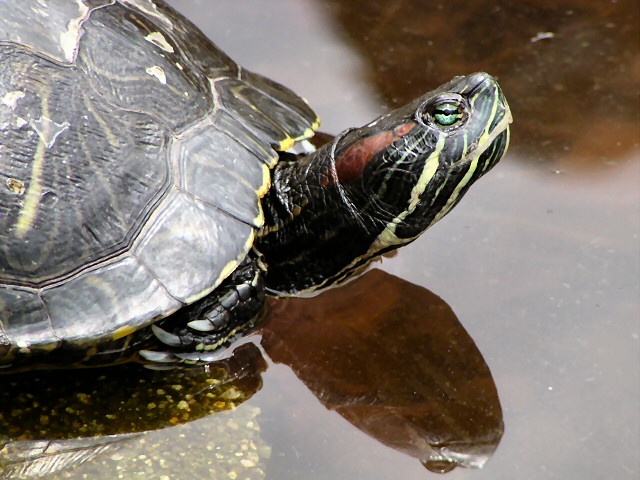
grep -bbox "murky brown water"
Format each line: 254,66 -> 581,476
1,0 -> 638,478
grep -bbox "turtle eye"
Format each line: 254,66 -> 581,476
432,103 -> 464,127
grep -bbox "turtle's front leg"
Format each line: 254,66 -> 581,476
139,254 -> 265,366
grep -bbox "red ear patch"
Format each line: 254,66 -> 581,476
335,122 -> 416,184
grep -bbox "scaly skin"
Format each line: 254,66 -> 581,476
258,73 -> 511,295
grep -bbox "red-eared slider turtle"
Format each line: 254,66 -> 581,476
0,0 -> 512,370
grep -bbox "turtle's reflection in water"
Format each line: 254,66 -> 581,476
0,344 -> 268,479
0,269 -> 502,478
262,268 -> 504,473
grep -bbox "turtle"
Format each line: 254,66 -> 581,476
0,0 -> 512,370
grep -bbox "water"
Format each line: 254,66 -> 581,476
166,2 -> 639,478
1,0 -> 638,478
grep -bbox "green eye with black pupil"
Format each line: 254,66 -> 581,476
432,103 -> 463,127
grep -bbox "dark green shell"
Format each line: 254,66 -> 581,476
0,0 -> 318,358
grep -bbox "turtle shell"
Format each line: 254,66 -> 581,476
0,0 -> 318,357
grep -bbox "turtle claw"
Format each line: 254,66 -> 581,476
143,363 -> 178,371
151,324 -> 183,348
173,352 -> 205,363
140,257 -> 265,366
139,349 -> 178,363
138,341 -> 239,367
174,345 -> 235,364
197,348 -> 236,363
187,319 -> 215,332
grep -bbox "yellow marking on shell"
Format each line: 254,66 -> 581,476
253,207 -> 265,229
252,165 -> 270,228
16,96 -> 50,238
120,0 -> 172,28
113,325 -> 137,340
83,53 -> 185,100
265,151 -> 279,168
145,32 -> 174,53
221,261 -> 240,288
182,261 -> 237,305
146,65 -> 167,84
243,229 -> 256,255
277,136 -> 295,151
184,230 -> 256,305
290,116 -> 320,142
256,163 -> 271,197
294,122 -> 320,142
258,223 -> 276,236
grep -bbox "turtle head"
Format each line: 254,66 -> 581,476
334,72 -> 512,251
260,73 -> 511,294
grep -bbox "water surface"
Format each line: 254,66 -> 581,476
2,1 -> 638,479
169,1 -> 640,479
